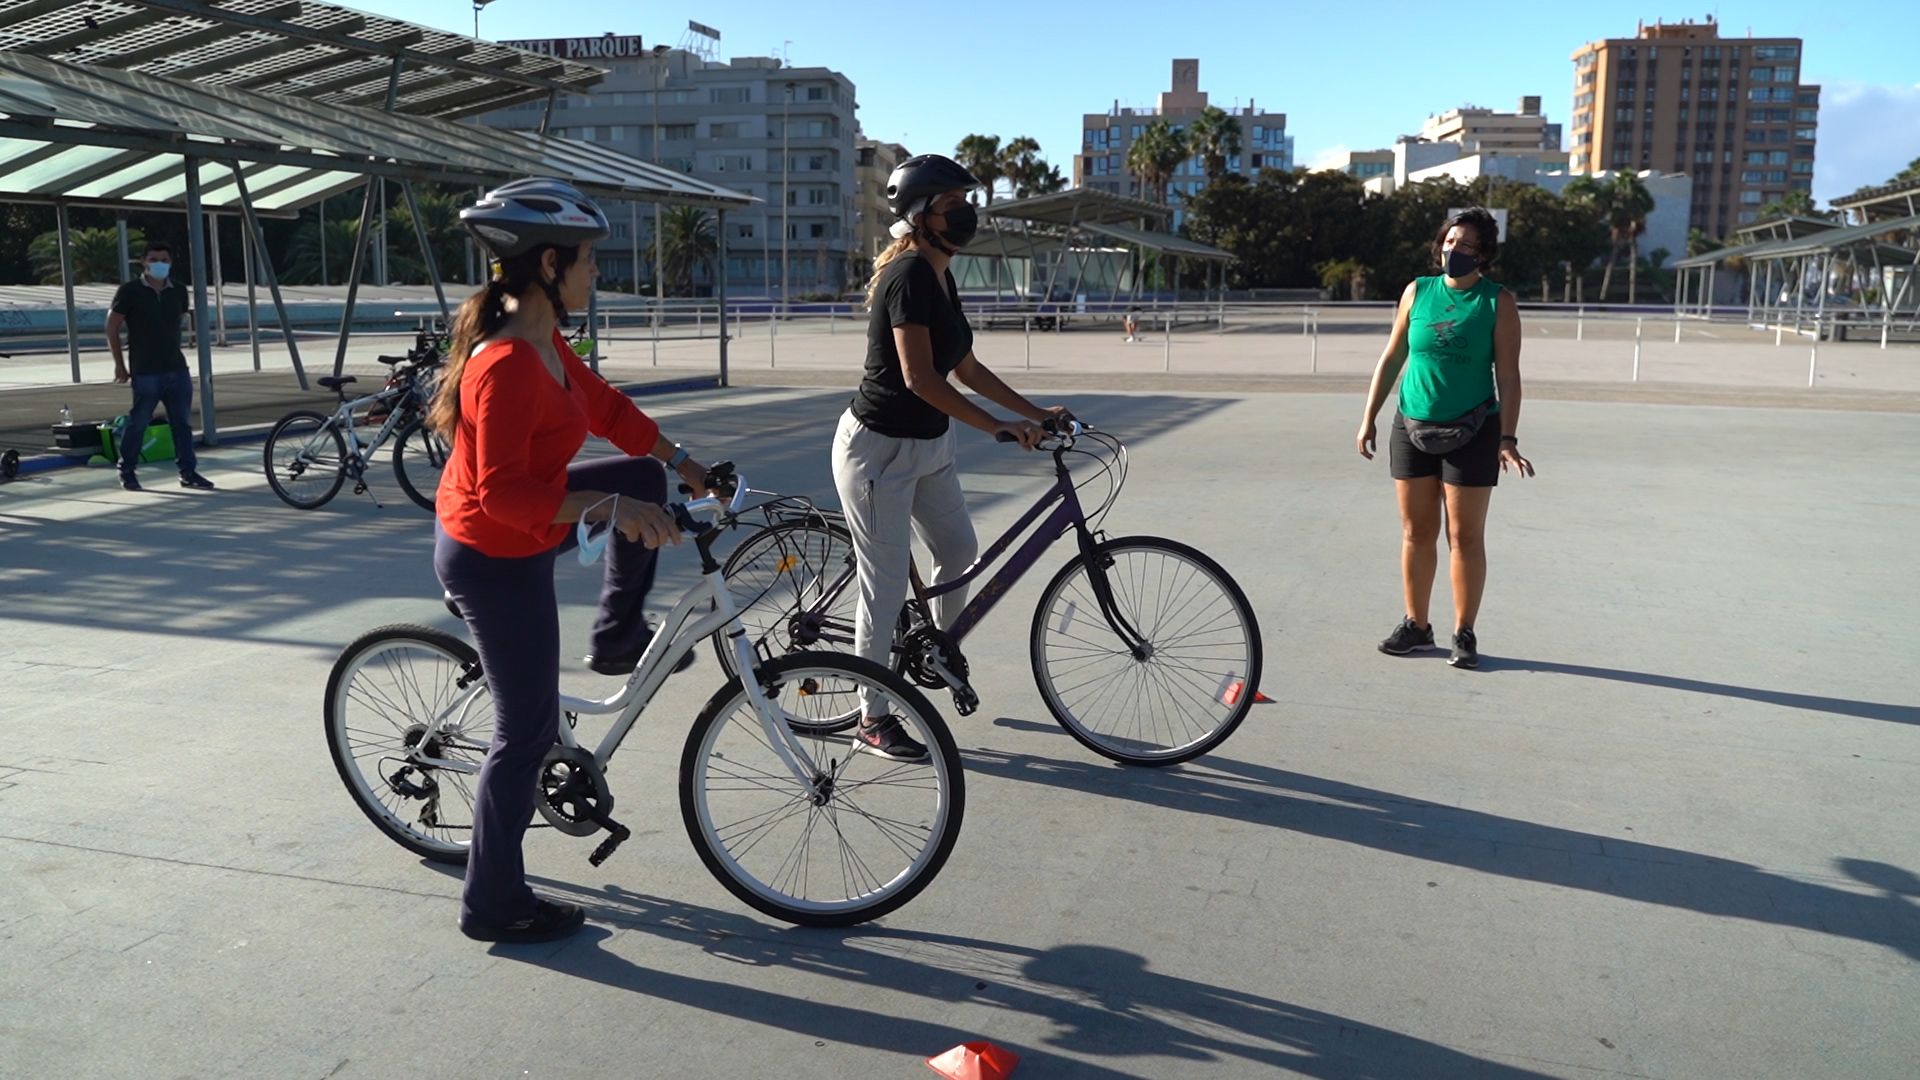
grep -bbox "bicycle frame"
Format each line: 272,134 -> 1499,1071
408,505 -> 824,789
797,447 -> 1149,655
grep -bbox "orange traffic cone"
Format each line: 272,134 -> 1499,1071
1221,680 -> 1273,706
926,1041 -> 1020,1080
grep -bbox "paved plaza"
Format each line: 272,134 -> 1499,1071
2,362 -> 1917,1077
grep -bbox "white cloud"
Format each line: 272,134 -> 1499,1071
1306,144 -> 1353,172
1811,81 -> 1920,205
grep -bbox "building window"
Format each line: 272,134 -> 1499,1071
1790,178 -> 1812,191
1750,67 -> 1772,82
1753,44 -> 1799,61
735,222 -> 754,239
1766,170 -> 1788,184
1740,190 -> 1763,204
1796,91 -> 1818,105
1745,151 -> 1768,164
1795,108 -> 1817,122
807,86 -> 827,101
663,124 -> 695,141
1794,144 -> 1815,158
709,122 -> 742,139
1794,127 -> 1817,141
709,86 -> 751,104
1746,128 -> 1767,143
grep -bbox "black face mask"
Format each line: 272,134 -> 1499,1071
930,202 -> 979,250
1444,247 -> 1480,278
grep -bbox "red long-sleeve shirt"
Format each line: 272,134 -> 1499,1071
437,331 -> 661,557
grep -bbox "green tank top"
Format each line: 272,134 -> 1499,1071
1399,275 -> 1501,422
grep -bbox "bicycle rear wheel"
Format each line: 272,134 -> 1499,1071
716,517 -> 864,734
392,420 -> 450,512
324,624 -> 494,863
264,410 -> 348,510
1030,536 -> 1262,766
680,652 -> 963,927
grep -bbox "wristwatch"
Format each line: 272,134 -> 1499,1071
666,444 -> 690,468
1499,434 -> 1518,445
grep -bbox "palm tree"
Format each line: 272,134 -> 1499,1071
285,216 -> 365,286
1016,163 -> 1069,199
1686,228 -> 1722,258
1562,175 -> 1613,298
1756,189 -> 1827,223
1186,106 -> 1243,181
954,134 -> 1005,203
660,206 -> 716,296
387,188 -> 474,285
998,135 -> 1041,199
1126,121 -> 1189,205
29,226 -> 141,284
1608,171 -> 1655,304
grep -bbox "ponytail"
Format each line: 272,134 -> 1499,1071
864,236 -> 914,309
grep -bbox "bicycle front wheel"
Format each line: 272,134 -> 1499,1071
324,624 -> 495,864
680,652 -> 963,927
264,410 -> 347,510
1030,536 -> 1262,766
392,421 -> 451,512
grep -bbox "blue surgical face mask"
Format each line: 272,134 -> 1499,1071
147,261 -> 171,280
577,495 -> 617,566
1444,248 -> 1479,278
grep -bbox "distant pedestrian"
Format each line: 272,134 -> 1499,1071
1355,208 -> 1533,669
1123,307 -> 1140,342
107,242 -> 212,491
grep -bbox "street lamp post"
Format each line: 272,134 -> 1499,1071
782,81 -> 793,310
652,48 -> 667,313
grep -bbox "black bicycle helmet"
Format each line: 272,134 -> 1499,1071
884,154 -> 980,220
460,178 -> 611,260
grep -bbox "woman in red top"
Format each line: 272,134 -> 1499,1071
429,179 -> 710,944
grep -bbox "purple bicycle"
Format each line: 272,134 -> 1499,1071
718,420 -> 1262,766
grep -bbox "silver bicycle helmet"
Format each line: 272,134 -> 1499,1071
460,178 -> 611,259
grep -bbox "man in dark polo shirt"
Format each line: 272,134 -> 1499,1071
107,242 -> 212,492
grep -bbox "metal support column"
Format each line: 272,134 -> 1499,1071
210,212 -> 228,346
56,202 -> 79,383
232,165 -> 307,389
240,211 -> 260,372
332,177 -> 381,378
400,180 -> 450,321
586,284 -> 600,373
716,209 -> 730,387
183,157 -> 219,444
117,217 -> 131,284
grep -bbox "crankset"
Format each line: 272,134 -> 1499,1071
536,745 -> 631,866
902,626 -> 979,717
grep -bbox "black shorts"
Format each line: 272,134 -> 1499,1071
1389,411 -> 1501,487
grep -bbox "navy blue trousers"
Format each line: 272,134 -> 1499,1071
433,454 -> 668,927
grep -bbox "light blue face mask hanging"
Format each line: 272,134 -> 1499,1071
577,495 -> 618,566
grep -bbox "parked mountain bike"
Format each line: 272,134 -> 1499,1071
262,339 -> 447,511
322,464 -> 965,927
716,420 -> 1263,766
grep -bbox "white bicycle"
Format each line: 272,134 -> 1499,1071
322,465 -> 965,927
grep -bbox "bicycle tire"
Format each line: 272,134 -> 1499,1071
680,652 -> 964,927
264,409 -> 348,510
324,624 -> 493,864
1029,535 -> 1262,766
392,420 -> 450,513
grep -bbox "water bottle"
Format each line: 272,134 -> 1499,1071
59,403 -> 72,426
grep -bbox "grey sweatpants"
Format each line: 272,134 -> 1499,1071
830,409 -> 978,716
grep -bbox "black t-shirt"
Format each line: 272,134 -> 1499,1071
111,279 -> 190,376
851,252 -> 973,439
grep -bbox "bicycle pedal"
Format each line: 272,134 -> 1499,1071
588,822 -> 631,867
952,687 -> 979,717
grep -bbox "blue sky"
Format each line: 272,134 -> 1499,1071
389,1 -> 1920,204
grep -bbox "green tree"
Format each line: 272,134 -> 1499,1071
1316,257 -> 1368,300
28,226 -> 142,285
660,206 -> 716,296
0,204 -> 57,285
1566,172 -> 1654,302
1756,188 -> 1833,223
387,187 -> 476,285
284,216 -> 365,286
954,134 -> 1005,203
1686,227 -> 1723,258
1466,178 -> 1607,299
997,136 -> 1071,199
1184,168 -> 1382,290
1186,106 -> 1244,182
1891,156 -> 1920,184
1126,120 -> 1190,205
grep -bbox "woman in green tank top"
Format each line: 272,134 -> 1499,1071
1356,209 -> 1534,669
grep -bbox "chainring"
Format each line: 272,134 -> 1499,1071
901,627 -> 968,690
536,745 -> 612,837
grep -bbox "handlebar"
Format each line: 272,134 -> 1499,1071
671,461 -> 747,534
994,417 -> 1088,444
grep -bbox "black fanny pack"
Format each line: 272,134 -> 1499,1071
1400,398 -> 1494,455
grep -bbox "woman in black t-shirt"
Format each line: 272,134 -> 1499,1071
830,154 -> 1070,762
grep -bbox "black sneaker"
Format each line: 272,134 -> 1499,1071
459,898 -> 587,944
1378,617 -> 1435,655
118,471 -> 142,492
587,624 -> 695,677
1450,628 -> 1480,669
179,470 -> 215,490
856,716 -> 929,762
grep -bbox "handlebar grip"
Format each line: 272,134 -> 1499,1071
994,431 -> 1017,443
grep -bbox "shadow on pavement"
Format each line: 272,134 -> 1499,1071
484,882 -> 1557,1079
1477,656 -> 1920,726
973,725 -> 1920,962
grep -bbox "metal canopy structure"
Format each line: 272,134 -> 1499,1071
0,0 -> 605,119
1,13 -> 752,435
0,50 -> 754,211
1673,213 -> 1920,344
1831,176 -> 1920,224
971,189 -> 1230,311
